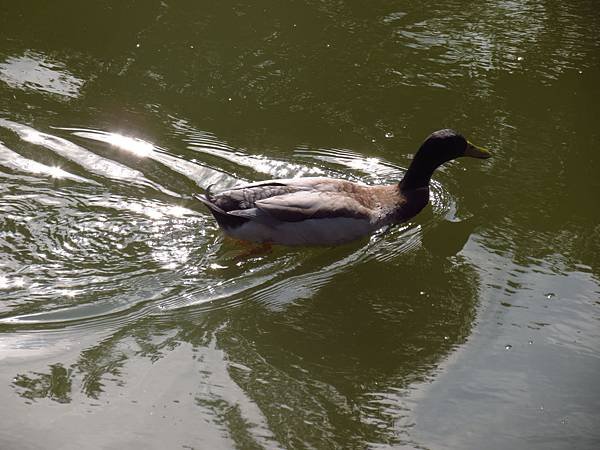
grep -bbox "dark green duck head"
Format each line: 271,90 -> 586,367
400,129 -> 491,191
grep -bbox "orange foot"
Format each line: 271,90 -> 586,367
231,240 -> 273,260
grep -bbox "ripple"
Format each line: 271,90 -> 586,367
295,147 -> 400,183
0,119 -> 181,196
0,142 -> 95,184
171,117 -> 329,182
60,126 -> 236,191
0,119 -> 457,335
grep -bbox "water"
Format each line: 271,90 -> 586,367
1,1 -> 599,448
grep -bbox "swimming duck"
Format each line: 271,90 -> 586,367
194,129 -> 491,246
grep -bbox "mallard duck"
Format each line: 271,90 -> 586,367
194,129 -> 491,246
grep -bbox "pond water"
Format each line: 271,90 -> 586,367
1,1 -> 599,448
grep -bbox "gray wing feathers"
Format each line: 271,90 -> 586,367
212,184 -> 310,210
196,178 -> 373,223
254,191 -> 372,222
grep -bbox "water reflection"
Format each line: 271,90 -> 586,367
422,218 -> 476,257
10,246 -> 479,446
0,52 -> 84,98
13,363 -> 73,404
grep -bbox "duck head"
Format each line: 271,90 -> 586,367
400,129 -> 491,190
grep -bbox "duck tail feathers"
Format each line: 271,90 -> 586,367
193,192 -> 249,229
205,184 -> 216,202
193,192 -> 226,214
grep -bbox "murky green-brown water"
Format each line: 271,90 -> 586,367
1,1 -> 599,448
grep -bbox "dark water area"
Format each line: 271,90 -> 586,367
1,1 -> 599,448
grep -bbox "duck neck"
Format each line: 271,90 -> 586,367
400,153 -> 439,191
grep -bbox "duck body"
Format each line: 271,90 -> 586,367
194,129 -> 491,246
193,177 -> 428,245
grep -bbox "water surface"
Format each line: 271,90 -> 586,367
1,1 -> 599,448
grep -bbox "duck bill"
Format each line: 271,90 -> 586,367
464,141 -> 492,159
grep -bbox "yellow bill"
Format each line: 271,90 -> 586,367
464,140 -> 492,159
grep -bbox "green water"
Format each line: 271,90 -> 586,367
1,1 -> 599,448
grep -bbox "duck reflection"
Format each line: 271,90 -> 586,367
422,218 -> 476,257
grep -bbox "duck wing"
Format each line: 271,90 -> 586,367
207,182 -> 306,211
202,177 -> 349,211
230,190 -> 373,222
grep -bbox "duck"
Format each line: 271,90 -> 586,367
193,129 -> 491,246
